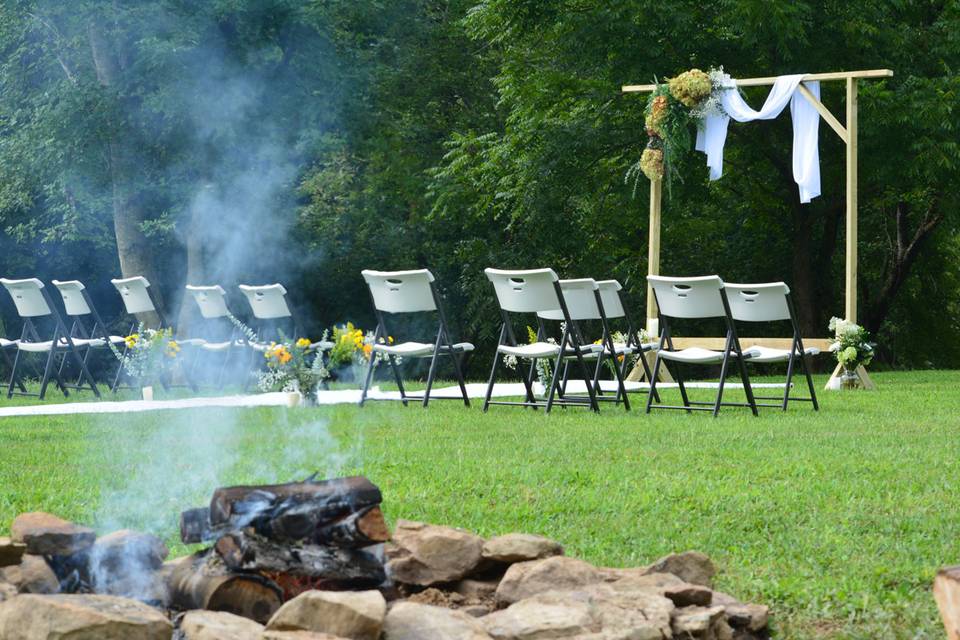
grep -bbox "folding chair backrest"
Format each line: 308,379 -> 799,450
111,276 -> 156,315
51,280 -> 93,317
362,269 -> 437,314
186,285 -> 231,319
0,278 -> 52,318
538,279 -> 599,321
485,268 -> 561,314
238,284 -> 291,319
724,282 -> 792,322
648,275 -> 726,319
595,280 -> 626,319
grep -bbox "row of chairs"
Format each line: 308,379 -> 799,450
0,276 -> 322,399
357,268 -> 819,417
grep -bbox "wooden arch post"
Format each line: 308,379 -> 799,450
622,69 -> 893,389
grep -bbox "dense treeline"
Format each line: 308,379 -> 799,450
0,0 -> 957,367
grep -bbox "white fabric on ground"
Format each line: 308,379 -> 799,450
695,74 -> 821,202
0,382 -> 789,416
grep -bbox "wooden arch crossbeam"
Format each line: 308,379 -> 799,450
621,69 -> 894,389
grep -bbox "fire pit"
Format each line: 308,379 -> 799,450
0,476 -> 773,640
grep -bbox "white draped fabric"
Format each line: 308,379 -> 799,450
695,74 -> 822,203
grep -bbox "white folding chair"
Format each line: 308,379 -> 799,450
725,282 -> 819,411
185,285 -> 244,388
594,279 -> 661,403
484,268 -> 600,413
543,279 -> 630,410
111,276 -> 199,392
359,269 -> 474,407
237,283 -> 333,388
646,275 -> 757,417
0,278 -> 100,399
51,280 -> 126,388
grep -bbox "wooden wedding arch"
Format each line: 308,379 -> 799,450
622,68 -> 893,389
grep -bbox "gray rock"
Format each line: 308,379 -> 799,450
712,592 -> 769,633
664,583 -> 714,607
0,593 -> 172,639
384,602 -> 493,640
10,512 -> 95,556
0,555 -> 59,594
671,605 -> 727,639
645,551 -> 716,587
481,534 -> 563,564
180,610 -> 263,640
495,556 -> 606,605
484,581 -> 675,640
265,589 -> 385,640
387,520 -> 485,586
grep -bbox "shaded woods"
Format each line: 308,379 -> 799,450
0,0 -> 957,367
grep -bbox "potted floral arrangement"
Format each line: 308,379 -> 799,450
109,324 -> 182,399
828,317 -> 875,389
256,335 -> 330,404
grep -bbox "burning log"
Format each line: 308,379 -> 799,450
180,476 -> 387,545
314,505 -> 390,549
209,475 -> 382,528
167,550 -> 283,624
214,531 -> 385,587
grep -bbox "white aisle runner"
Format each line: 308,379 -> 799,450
0,381 -> 786,417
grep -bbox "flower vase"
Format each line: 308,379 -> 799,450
840,364 -> 860,390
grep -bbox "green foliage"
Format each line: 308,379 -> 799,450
0,0 -> 957,368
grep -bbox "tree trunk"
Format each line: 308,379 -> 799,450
88,17 -> 162,326
176,191 -> 210,337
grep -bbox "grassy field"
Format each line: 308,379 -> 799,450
0,370 -> 957,638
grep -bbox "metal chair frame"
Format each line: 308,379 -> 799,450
483,272 -> 599,414
1,281 -> 100,400
359,274 -> 471,408
646,278 -> 758,417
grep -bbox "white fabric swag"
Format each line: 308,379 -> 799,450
695,74 -> 822,203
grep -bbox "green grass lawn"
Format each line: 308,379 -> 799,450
0,370 -> 957,639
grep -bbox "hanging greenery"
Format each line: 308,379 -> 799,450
627,67 -> 730,188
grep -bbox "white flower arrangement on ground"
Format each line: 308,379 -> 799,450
828,317 -> 874,369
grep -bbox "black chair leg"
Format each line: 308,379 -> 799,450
387,355 -> 407,406
713,353 -> 731,417
483,351 -> 500,412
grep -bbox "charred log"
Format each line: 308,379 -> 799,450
167,550 -> 282,624
214,531 -> 385,588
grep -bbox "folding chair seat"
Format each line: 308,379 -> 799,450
110,276 -> 199,391
0,278 -> 100,399
359,269 -> 473,407
646,275 -> 757,417
725,282 -> 819,410
539,279 -> 630,410
483,268 -> 600,413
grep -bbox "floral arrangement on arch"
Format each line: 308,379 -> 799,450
109,324 -> 181,381
828,317 -> 874,371
627,67 -> 729,189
